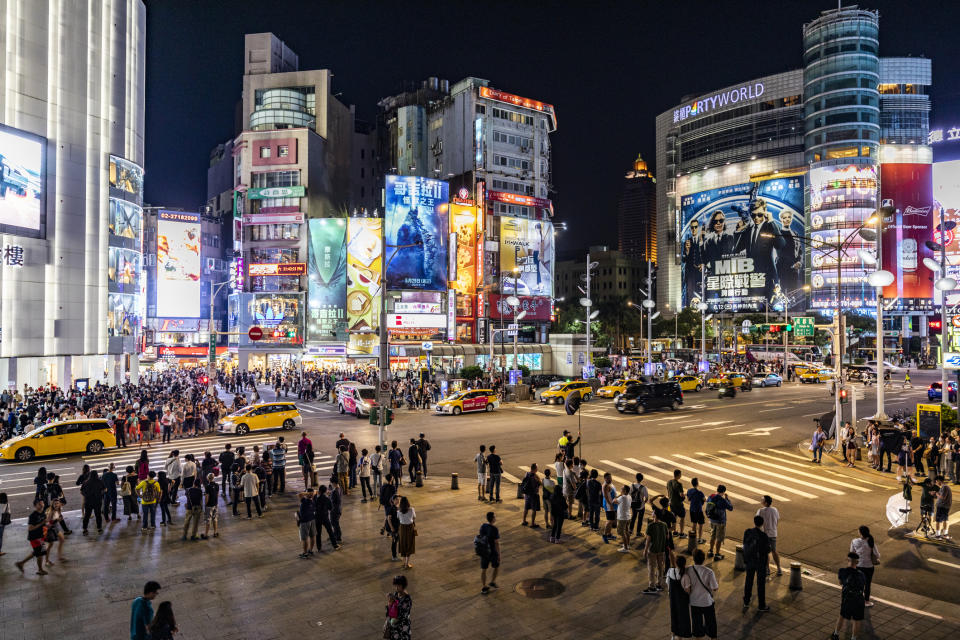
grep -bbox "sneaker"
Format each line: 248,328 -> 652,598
742,604 -> 749,613
714,554 -> 724,561
776,569 -> 783,576
481,586 -> 490,595
521,522 -> 528,527
549,537 -> 556,543
831,634 -> 840,640
679,533 -> 688,539
601,535 -> 610,543
698,538 -> 706,544
489,582 -> 498,589
82,530 -> 88,536
758,606 -> 770,612
580,522 -> 589,527
642,587 -> 658,595
656,585 -> 664,591
864,600 -> 874,607
97,529 -> 103,534
200,534 -> 208,540
298,553 -> 309,559
618,547 -> 629,553
362,499 -> 367,504
530,524 -> 541,529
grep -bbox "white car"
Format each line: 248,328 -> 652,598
752,373 -> 783,387
865,360 -> 905,373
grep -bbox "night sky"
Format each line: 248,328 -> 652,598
144,0 -> 960,258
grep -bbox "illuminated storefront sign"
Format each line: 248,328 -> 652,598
479,86 -> 556,129
242,212 -> 304,225
387,313 -> 447,329
246,185 -> 305,199
248,262 -> 306,276
486,190 -> 551,210
929,127 -> 960,144
673,83 -> 765,123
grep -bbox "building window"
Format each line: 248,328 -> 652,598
360,149 -> 365,160
476,104 -> 486,114
360,167 -> 365,178
493,154 -> 531,170
259,146 -> 271,159
278,145 -> 289,158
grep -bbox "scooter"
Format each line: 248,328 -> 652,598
718,383 -> 737,399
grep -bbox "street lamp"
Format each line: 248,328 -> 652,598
697,302 -> 708,367
506,294 -> 527,378
627,301 -> 643,361
770,284 -> 811,370
207,279 -> 233,396
926,213 -> 958,409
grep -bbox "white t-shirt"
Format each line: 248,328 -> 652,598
616,494 -> 632,520
475,453 -> 486,474
756,506 -> 780,538
681,565 -> 719,607
850,537 -> 878,568
398,507 -> 416,525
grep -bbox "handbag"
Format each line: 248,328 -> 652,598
1,510 -> 11,526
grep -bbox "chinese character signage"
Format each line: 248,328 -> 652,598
246,185 -> 305,199
346,217 -> 382,333
499,217 -> 554,297
679,175 -> 804,312
2,243 -> 24,267
307,219 -> 347,342
384,175 -> 449,291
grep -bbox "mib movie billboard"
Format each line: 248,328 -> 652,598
384,175 -> 449,291
680,175 -> 805,312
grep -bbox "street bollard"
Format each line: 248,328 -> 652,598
416,471 -> 424,488
734,545 -> 746,571
517,481 -> 524,499
789,562 -> 803,591
855,447 -> 862,461
450,473 -> 459,490
686,533 -> 697,555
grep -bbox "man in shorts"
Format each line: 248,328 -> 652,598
475,445 -> 487,502
15,499 -> 49,575
935,476 -> 953,539
296,487 -> 317,558
478,511 -> 500,594
521,464 -> 542,528
601,473 -> 618,544
666,469 -> 687,538
201,473 -> 220,540
831,552 -> 866,640
707,485 -> 733,561
756,495 -> 782,575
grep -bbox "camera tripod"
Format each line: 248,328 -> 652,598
915,511 -> 935,538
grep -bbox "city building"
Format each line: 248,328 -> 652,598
555,246 -> 647,306
617,154 -> 657,263
656,6 -> 933,353
0,1 -> 146,388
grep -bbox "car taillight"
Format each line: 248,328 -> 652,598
109,426 -> 115,435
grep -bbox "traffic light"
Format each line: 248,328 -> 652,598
930,319 -> 943,332
768,324 -> 781,333
785,324 -> 792,331
199,375 -> 208,385
839,387 -> 849,404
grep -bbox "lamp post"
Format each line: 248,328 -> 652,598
856,207 -> 893,422
207,279 -> 233,396
770,285 -> 812,370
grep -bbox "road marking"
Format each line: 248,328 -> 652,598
0,466 -> 75,478
697,452 -> 843,496
767,448 -> 822,462
736,450 -> 882,489
0,457 -> 68,466
501,471 -> 521,484
757,408 -> 785,413
627,457 -> 752,503
4,484 -> 79,497
600,459 -> 669,489
656,455 -> 793,502
930,558 -> 960,570
727,427 -> 781,437
801,412 -> 826,417
702,424 -> 745,432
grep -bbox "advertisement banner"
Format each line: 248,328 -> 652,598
242,212 -> 304,225
157,211 -> 202,318
384,175 -> 449,290
679,175 -> 804,312
450,202 -> 477,297
488,294 -> 552,321
247,185 -> 305,199
0,124 -> 45,237
109,198 -> 142,240
248,262 -> 306,276
108,155 -> 144,203
933,160 -> 960,306
241,292 -> 303,345
108,247 -> 142,293
499,217 -> 554,297
346,217 -> 382,333
107,293 -> 139,337
880,163 -> 935,305
387,313 -> 447,329
307,218 -> 347,342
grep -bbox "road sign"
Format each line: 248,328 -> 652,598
952,316 -> 960,328
379,380 -> 391,393
793,316 -> 815,337
421,341 -> 433,351
507,323 -> 518,337
248,326 -> 263,341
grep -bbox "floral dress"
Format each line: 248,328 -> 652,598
389,592 -> 412,640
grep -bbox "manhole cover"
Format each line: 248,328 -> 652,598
514,578 -> 565,599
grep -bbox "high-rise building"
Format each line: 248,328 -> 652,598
0,1 -> 146,387
617,154 -> 657,263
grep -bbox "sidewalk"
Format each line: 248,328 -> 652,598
2,466 -> 957,639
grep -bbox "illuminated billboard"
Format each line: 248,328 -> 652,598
384,175 -> 449,290
108,155 -> 144,201
488,294 -> 552,321
679,174 -> 804,312
346,218 -> 382,333
108,247 -> 142,293
109,198 -> 142,240
451,202 -> 477,295
156,211 -> 201,318
0,123 -> 45,238
307,218 -> 347,341
241,293 -> 303,345
107,293 -> 139,337
879,163 -> 934,306
933,160 -> 960,306
499,217 -> 554,297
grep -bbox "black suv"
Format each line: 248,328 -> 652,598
614,382 -> 683,414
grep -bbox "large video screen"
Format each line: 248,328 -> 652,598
107,293 -> 139,337
157,211 -> 201,318
934,160 -> 960,306
242,293 -> 304,345
880,163 -> 934,305
346,218 -> 382,333
499,217 -> 554,297
307,218 -> 347,341
108,155 -> 144,202
108,247 -> 142,293
109,198 -> 142,240
384,175 -> 449,290
679,175 -> 804,312
0,124 -> 45,238
451,203 -> 477,296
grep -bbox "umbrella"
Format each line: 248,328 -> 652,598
886,492 -> 911,529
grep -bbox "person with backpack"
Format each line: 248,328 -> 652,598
629,473 -> 649,548
136,471 -> 161,531
686,477 -> 706,544
585,469 -> 603,532
477,511 -> 501,594
830,552 -> 867,640
742,515 -> 771,613
388,440 -> 405,487
520,463 -> 542,528
705,485 -> 733,561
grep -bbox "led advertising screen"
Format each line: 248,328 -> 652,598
108,247 -> 142,293
499,217 -> 555,297
450,202 -> 477,296
109,198 -> 142,240
880,163 -> 934,306
0,124 -> 45,238
933,160 -> 960,307
156,211 -> 202,318
488,294 -> 552,321
242,292 -> 303,345
808,165 -> 878,309
384,175 -> 449,290
108,155 -> 144,202
107,293 -> 139,337
679,175 -> 804,312
307,218 -> 347,342
346,217 -> 382,333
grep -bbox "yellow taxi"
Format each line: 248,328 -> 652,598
792,363 -> 819,377
540,380 -> 594,405
218,402 -> 302,435
596,379 -> 642,398
709,372 -> 750,389
0,419 -> 117,462
435,389 -> 499,415
799,368 -> 835,384
673,375 -> 704,392
706,371 -> 731,389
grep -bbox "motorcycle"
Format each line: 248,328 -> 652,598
718,382 -> 737,399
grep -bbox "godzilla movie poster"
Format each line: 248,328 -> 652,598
384,175 -> 449,291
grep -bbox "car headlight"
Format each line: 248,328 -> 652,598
627,399 -> 637,404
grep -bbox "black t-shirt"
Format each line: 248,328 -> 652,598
486,454 -> 502,474
479,522 -> 499,556
27,510 -> 45,540
204,482 -> 219,507
839,567 -> 865,600
185,486 -> 203,508
298,496 -> 316,521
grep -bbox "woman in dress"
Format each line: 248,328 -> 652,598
667,555 -> 693,639
397,496 -> 416,569
389,574 -> 413,640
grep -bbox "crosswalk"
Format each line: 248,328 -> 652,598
511,448 -> 890,503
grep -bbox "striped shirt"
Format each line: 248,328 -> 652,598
271,445 -> 286,468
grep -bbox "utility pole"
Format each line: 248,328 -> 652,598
646,259 -> 653,364
585,252 -> 592,367
377,215 -> 389,451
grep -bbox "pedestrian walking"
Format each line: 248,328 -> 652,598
830,553 -> 867,640
475,445 -> 487,502
407,438 -> 422,484
136,450 -> 150,481
80,470 -> 106,535
742,515 -> 771,613
314,484 -> 340,551
756,495 -> 782,575
416,433 -> 431,478
130,581 -> 161,640
705,485 -> 733,561
201,473 -> 219,540
102,464 -> 119,522
147,601 -> 178,640
667,555 -> 693,639
520,463 -> 542,528
387,575 -> 412,640
477,511 -> 501,594
682,549 -> 719,640
849,525 -> 879,607
371,444 -> 385,494
136,471 -> 161,531
14,499 -> 49,576
397,495 -> 416,569
485,445 -> 502,502
0,492 -> 9,556
358,448 -> 373,503
810,423 -> 827,463
388,441 -> 405,487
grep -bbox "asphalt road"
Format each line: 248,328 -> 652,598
3,368 -> 959,604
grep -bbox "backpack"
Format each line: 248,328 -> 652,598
704,495 -> 718,519
840,569 -> 866,601
630,483 -> 646,508
140,480 -> 158,503
742,528 -> 760,565
474,529 -> 491,558
521,473 -> 536,496
575,480 -> 587,502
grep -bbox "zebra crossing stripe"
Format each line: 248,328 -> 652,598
600,459 -> 670,488
765,448 -> 818,462
697,452 -> 843,496
730,450 -> 875,491
626,457 -> 752,503
654,455 -> 794,502
671,453 -> 816,499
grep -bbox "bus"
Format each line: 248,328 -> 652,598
744,344 -> 822,362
